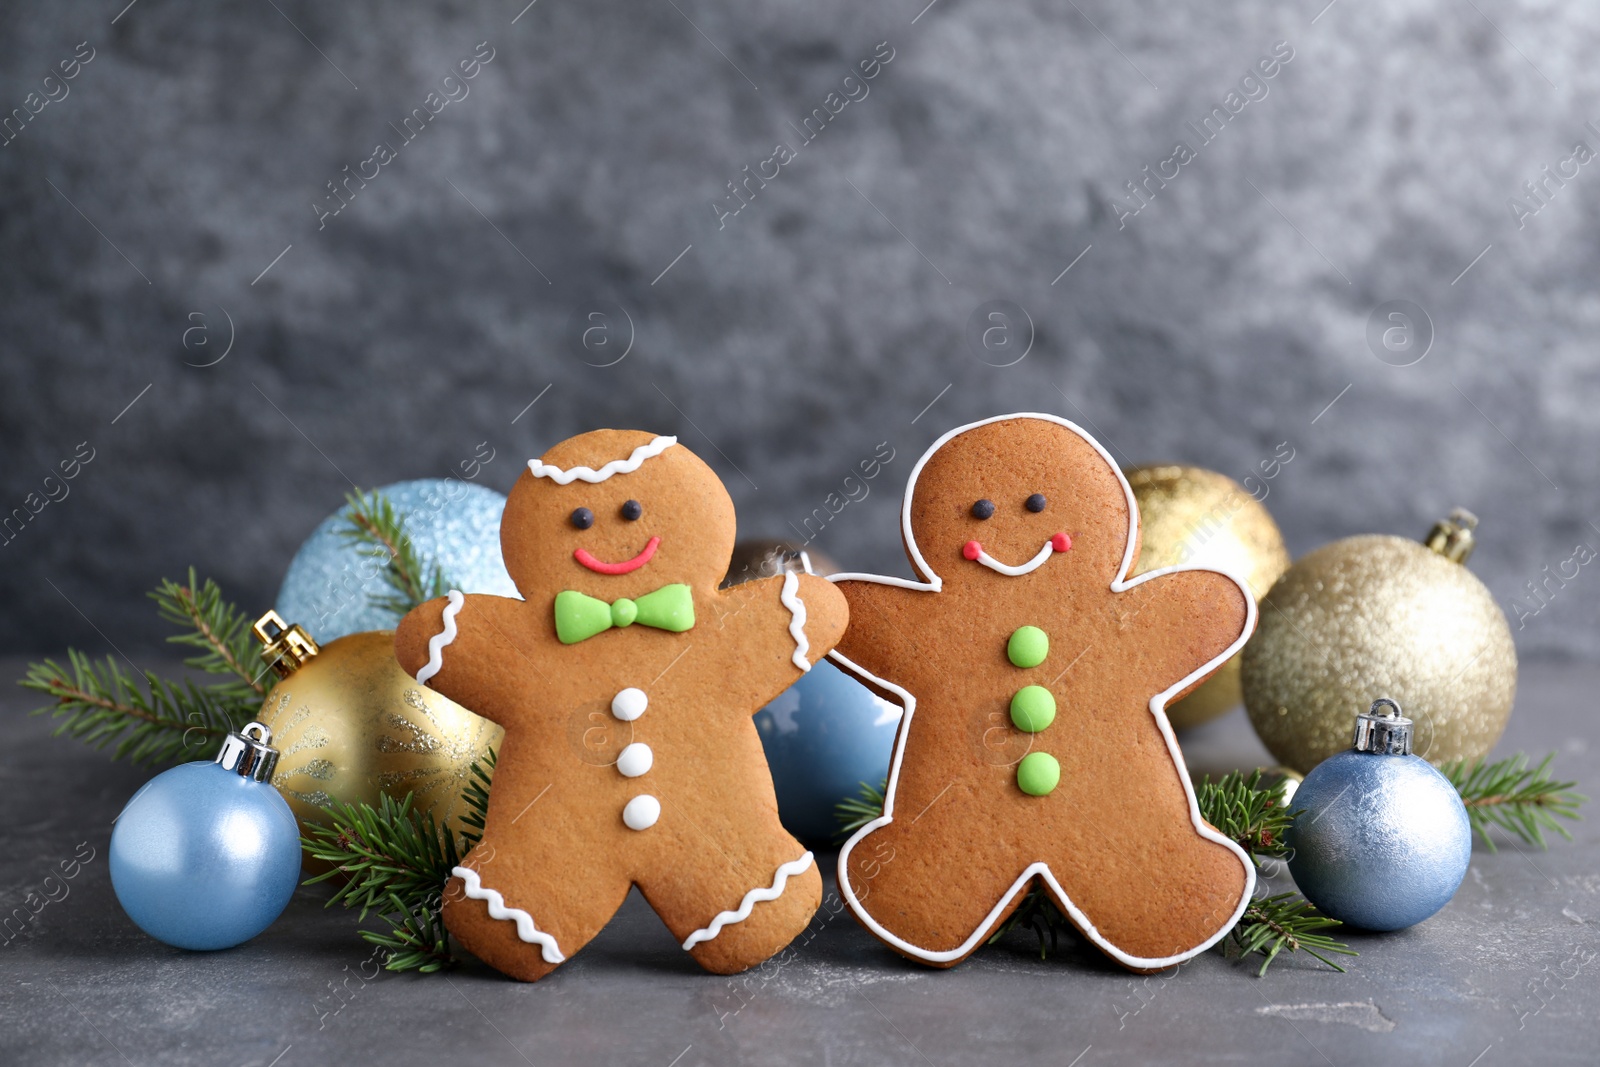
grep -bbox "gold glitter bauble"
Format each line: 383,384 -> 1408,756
1126,465 -> 1292,728
253,623 -> 501,836
1241,530 -> 1516,773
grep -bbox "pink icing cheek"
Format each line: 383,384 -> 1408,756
962,540 -> 983,561
1052,532 -> 1072,553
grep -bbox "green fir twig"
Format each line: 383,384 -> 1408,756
339,489 -> 452,618
832,778 -> 887,840
150,567 -> 270,701
1231,892 -> 1358,977
1194,769 -> 1294,859
303,748 -> 496,973
1442,752 -> 1585,852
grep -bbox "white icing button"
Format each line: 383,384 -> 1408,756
616,742 -> 653,778
622,794 -> 661,831
612,687 -> 648,721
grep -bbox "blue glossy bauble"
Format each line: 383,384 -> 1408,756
109,762 -> 302,950
276,479 -> 517,642
754,659 -> 902,843
1287,750 -> 1472,931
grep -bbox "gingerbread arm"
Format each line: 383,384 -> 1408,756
827,577 -> 943,692
1116,567 -> 1255,706
395,592 -> 542,729
695,572 -> 848,715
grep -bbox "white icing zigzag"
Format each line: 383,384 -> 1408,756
779,570 -> 810,672
681,851 -> 814,951
415,589 -> 464,685
452,866 -> 566,964
527,435 -> 678,484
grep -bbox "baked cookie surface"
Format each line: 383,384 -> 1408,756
395,430 -> 846,981
830,413 -> 1256,970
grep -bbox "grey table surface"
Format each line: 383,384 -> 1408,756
3,658 -> 1598,1067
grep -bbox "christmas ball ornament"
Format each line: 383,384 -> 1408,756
109,722 -> 301,950
251,610 -> 501,838
731,541 -> 902,844
1126,465 -> 1291,728
1288,699 -> 1472,930
276,479 -> 516,643
1242,509 -> 1516,773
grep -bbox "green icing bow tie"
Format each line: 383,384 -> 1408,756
554,584 -> 695,644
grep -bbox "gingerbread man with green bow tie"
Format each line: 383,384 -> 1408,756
395,429 -> 847,981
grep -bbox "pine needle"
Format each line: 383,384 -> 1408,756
1231,893 -> 1358,977
1442,752 -> 1584,852
338,488 -> 452,619
303,748 -> 496,973
150,567 -> 271,700
833,778 -> 887,840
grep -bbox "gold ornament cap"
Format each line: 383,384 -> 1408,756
252,609 -> 321,678
1424,507 -> 1478,564
1352,698 -> 1413,756
215,721 -> 280,782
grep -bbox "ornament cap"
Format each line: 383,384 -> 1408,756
252,609 -> 321,678
214,721 -> 280,782
1352,698 -> 1413,755
1424,507 -> 1478,564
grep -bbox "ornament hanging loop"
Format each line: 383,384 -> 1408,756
1424,507 -> 1478,564
1353,698 -> 1413,756
253,609 -> 321,678
215,721 -> 281,782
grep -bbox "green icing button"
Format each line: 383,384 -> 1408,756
1016,752 -> 1061,796
1009,686 -> 1057,732
1007,625 -> 1049,668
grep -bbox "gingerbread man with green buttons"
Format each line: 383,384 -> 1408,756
395,429 -> 847,981
828,413 -> 1257,971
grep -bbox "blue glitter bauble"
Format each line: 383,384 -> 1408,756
755,659 -> 902,844
1287,749 -> 1472,931
109,762 -> 301,950
276,479 -> 517,642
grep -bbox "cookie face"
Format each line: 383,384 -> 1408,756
829,413 -> 1257,971
394,430 -> 847,981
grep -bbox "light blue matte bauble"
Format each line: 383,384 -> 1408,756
755,659 -> 902,844
276,479 -> 517,643
1288,748 -> 1472,931
110,760 -> 301,950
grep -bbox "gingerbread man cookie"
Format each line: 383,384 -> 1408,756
829,413 -> 1256,971
395,430 -> 847,980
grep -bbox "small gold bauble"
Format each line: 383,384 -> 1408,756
1126,465 -> 1291,729
252,614 -> 501,836
1241,523 -> 1517,773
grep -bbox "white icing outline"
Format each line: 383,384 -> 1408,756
452,865 -> 566,964
681,851 -> 815,951
825,412 -> 1258,970
779,570 -> 810,672
527,435 -> 677,484
415,589 -> 464,685
972,540 -> 1055,576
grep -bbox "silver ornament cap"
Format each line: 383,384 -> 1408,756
1352,698 -> 1412,756
214,721 -> 280,783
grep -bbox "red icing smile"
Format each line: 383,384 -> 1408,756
574,536 -> 660,575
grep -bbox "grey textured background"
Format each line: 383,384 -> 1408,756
2,0 -> 1597,657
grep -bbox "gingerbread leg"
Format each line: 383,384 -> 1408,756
637,834 -> 821,975
1042,819 -> 1252,967
443,842 -> 630,982
840,817 -> 1031,967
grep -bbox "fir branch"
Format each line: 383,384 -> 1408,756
1231,892 -> 1357,977
833,778 -> 887,840
1195,769 -> 1295,860
1442,753 -> 1585,852
338,488 -> 452,619
304,748 -> 496,973
20,649 -> 254,765
150,567 -> 270,700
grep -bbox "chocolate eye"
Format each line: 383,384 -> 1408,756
971,499 -> 996,519
621,499 -> 642,521
570,507 -> 595,530
1025,493 -> 1047,513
